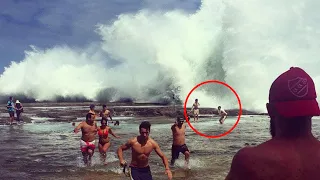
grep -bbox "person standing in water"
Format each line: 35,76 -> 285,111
74,113 -> 98,166
88,104 -> 97,119
225,67 -> 320,180
217,106 -> 227,124
97,118 -> 120,165
99,104 -> 113,125
6,96 -> 15,125
117,121 -> 172,180
190,99 -> 200,122
170,117 -> 190,168
15,100 -> 24,123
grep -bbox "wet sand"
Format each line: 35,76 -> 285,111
1,102 -> 319,180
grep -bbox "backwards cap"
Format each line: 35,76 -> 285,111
269,67 -> 320,117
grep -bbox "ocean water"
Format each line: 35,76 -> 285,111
1,112 -> 320,180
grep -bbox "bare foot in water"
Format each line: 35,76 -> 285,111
184,162 -> 190,170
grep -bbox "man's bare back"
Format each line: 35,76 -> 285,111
226,67 -> 320,180
226,137 -> 320,180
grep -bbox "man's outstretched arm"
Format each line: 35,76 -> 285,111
117,139 -> 133,166
74,122 -> 83,133
153,140 -> 172,179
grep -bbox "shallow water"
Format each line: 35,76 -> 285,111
1,114 -> 320,180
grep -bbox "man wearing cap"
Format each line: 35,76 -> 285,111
225,67 -> 320,180
170,116 -> 190,168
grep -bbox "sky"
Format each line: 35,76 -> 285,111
0,0 -> 201,73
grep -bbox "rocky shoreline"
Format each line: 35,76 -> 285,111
0,102 -> 267,123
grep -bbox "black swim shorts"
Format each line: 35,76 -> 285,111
171,144 -> 189,160
129,166 -> 153,180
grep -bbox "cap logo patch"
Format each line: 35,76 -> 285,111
288,77 -> 308,98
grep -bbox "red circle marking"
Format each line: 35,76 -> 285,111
183,80 -> 242,138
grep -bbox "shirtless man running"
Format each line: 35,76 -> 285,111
99,104 -> 113,125
170,117 -> 190,168
117,121 -> 172,180
191,99 -> 200,122
74,113 -> 98,166
225,67 -> 320,180
217,106 -> 227,124
88,104 -> 98,119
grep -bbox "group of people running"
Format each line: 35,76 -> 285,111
190,98 -> 228,124
6,96 -> 24,124
74,67 -> 320,180
74,104 -> 121,165
73,104 -> 190,180
6,66 -> 320,180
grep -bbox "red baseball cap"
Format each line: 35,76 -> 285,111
269,67 -> 320,117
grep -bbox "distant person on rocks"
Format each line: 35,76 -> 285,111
217,106 -> 227,124
15,100 -> 23,123
225,67 -> 320,180
99,104 -> 113,125
190,99 -> 200,122
6,96 -> 15,125
74,113 -> 98,166
170,117 -> 190,168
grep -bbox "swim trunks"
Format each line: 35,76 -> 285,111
193,109 -> 199,115
8,111 -> 14,117
171,144 -> 189,160
129,166 -> 153,180
80,139 -> 96,152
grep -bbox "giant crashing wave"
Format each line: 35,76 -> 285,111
1,0 -> 320,113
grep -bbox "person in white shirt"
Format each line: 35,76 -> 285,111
217,106 -> 227,124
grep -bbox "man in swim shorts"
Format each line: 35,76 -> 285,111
170,117 -> 190,168
217,106 -> 227,124
225,67 -> 320,180
74,113 -> 98,166
117,121 -> 172,180
191,99 -> 200,122
99,104 -> 113,125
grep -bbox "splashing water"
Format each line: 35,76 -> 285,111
1,0 -> 320,112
